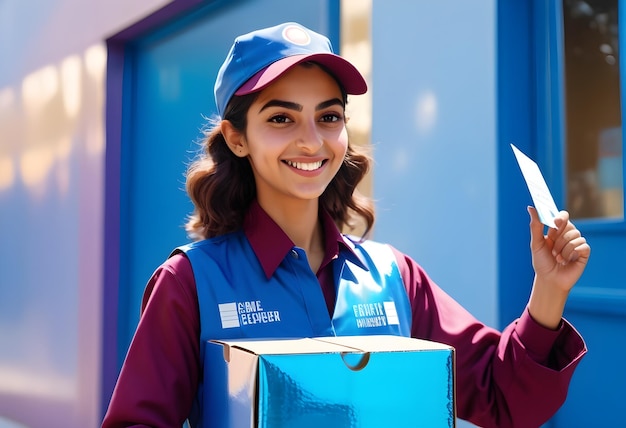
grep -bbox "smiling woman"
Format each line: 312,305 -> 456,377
222,64 -> 350,210
102,21 -> 590,428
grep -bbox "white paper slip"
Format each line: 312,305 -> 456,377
511,144 -> 559,228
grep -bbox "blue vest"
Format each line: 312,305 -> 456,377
175,230 -> 412,427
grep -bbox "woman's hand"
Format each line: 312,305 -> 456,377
526,206 -> 591,329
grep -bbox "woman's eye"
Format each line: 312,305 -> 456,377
269,115 -> 292,124
320,113 -> 343,123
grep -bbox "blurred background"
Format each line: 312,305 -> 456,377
0,0 -> 624,427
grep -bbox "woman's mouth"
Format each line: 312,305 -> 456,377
284,160 -> 325,171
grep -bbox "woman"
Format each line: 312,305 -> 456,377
103,22 -> 590,428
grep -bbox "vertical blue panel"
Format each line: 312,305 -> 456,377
513,0 -> 626,426
371,1 -> 498,330
550,308 -> 626,427
496,0 -> 536,329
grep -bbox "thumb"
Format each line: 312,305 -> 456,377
527,206 -> 547,253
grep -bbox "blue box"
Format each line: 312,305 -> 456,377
204,335 -> 455,427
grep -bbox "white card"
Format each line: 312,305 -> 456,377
511,144 -> 559,228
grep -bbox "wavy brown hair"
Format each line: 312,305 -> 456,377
185,69 -> 375,240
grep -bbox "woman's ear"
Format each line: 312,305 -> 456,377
221,120 -> 249,157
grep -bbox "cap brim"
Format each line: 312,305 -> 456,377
234,53 -> 367,96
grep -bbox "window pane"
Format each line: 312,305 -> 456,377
563,0 -> 623,219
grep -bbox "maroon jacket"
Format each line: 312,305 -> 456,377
103,201 -> 586,427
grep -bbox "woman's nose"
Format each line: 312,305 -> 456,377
295,119 -> 323,152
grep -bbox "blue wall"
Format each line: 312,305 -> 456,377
371,1 -> 499,333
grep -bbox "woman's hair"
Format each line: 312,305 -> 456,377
185,65 -> 375,240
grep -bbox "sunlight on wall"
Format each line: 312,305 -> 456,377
60,55 -> 83,119
0,42 -> 107,427
19,145 -> 56,190
0,87 -> 17,191
415,90 -> 438,136
0,156 -> 14,190
341,0 -> 372,236
85,45 -> 107,158
21,65 -> 58,115
85,44 -> 107,80
0,44 -> 107,200
341,0 -> 371,140
0,364 -> 75,400
19,65 -> 66,197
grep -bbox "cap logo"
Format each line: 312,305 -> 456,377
282,25 -> 311,46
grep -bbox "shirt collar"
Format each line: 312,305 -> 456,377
243,200 -> 366,278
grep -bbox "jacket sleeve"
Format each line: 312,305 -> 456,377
391,247 -> 587,428
101,254 -> 200,428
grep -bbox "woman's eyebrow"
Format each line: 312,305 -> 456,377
259,100 -> 302,112
258,98 -> 344,113
316,98 -> 344,111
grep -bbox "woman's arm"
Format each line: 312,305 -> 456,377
392,208 -> 589,428
526,206 -> 590,329
102,254 -> 200,428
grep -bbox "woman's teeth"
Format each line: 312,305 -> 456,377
285,160 -> 323,171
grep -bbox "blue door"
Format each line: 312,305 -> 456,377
103,0 -> 341,414
499,1 -> 626,426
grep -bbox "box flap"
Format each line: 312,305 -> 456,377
315,335 -> 454,352
210,337 -> 356,356
209,335 -> 453,356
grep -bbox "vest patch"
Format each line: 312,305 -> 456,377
352,301 -> 400,329
218,300 -> 281,329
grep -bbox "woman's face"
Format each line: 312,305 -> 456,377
238,64 -> 348,207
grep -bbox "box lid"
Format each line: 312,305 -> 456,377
210,335 -> 453,357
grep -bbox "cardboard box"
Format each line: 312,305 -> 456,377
204,335 -> 455,428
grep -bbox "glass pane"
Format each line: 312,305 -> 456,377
563,0 -> 624,219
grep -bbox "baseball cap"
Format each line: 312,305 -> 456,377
214,22 -> 368,118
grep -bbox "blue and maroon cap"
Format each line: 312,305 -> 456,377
214,22 -> 368,118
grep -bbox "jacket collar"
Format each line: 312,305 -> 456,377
243,200 -> 366,279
